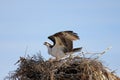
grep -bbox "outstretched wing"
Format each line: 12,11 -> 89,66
61,31 -> 79,40
53,31 -> 79,40
48,31 -> 79,52
48,35 -> 55,46
48,35 -> 68,53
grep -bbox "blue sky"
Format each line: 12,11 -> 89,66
0,0 -> 120,79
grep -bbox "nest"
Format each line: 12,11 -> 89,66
5,54 -> 120,80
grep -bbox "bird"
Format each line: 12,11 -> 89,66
44,30 -> 82,60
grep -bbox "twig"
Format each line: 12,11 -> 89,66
94,46 -> 112,60
24,45 -> 28,58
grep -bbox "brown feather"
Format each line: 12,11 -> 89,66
61,31 -> 79,40
48,30 -> 80,53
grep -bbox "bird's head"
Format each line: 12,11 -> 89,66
44,42 -> 52,47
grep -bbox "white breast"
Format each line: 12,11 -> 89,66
50,44 -> 66,59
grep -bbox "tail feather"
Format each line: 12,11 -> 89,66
66,47 -> 82,55
72,47 -> 82,52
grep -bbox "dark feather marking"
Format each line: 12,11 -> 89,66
48,31 -> 80,53
63,31 -> 79,39
48,36 -> 55,48
72,47 -> 82,52
64,38 -> 72,51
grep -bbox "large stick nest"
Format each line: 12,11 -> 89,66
5,54 -> 120,80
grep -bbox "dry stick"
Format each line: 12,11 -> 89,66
82,46 -> 112,59
14,46 -> 28,65
24,45 -> 28,58
94,46 -> 112,60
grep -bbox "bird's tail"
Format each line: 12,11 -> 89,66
72,47 -> 82,53
66,47 -> 82,55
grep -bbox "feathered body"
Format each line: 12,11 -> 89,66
44,31 -> 82,59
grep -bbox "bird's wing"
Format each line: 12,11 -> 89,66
49,31 -> 79,40
48,31 -> 79,52
58,31 -> 79,51
54,36 -> 69,53
48,35 -> 66,47
61,31 -> 79,40
63,38 -> 73,52
48,35 -> 55,46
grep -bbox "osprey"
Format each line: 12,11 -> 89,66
44,31 -> 82,60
